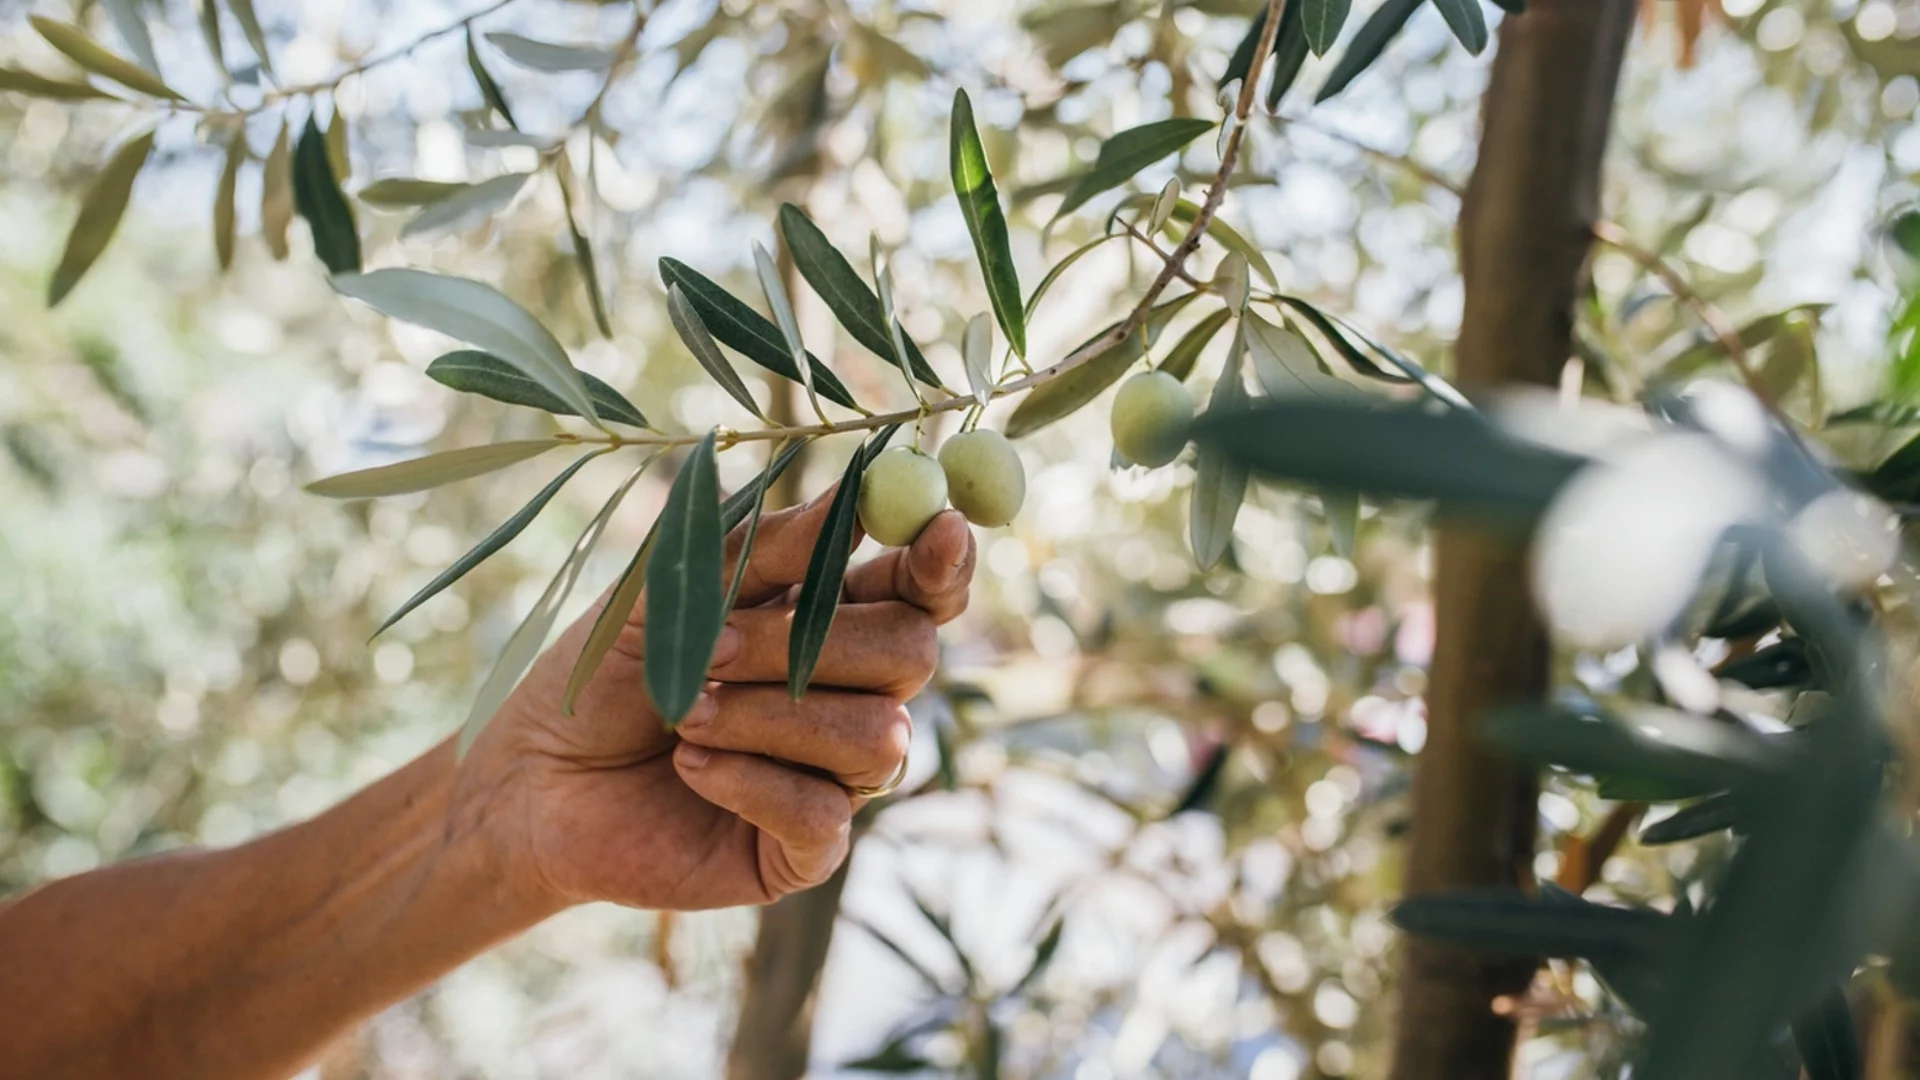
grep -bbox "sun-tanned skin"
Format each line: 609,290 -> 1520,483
0,492 -> 976,1080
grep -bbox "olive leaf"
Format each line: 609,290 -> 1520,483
1023,233 -> 1122,319
460,457 -> 652,756
1301,0 -> 1353,55
30,16 -> 183,100
325,107 -> 349,180
668,283 -> 766,420
723,443 -> 779,615
1158,307 -> 1232,382
1432,0 -> 1490,55
467,27 -> 517,128
194,0 -> 226,74
646,432 -> 727,725
872,248 -> 922,404
778,204 -> 942,386
1056,118 -> 1216,218
426,351 -> 647,428
1005,292 -> 1199,438
789,441 -> 873,698
1245,314 -> 1356,399
356,178 -> 474,207
753,240 -> 816,404
951,88 -> 1027,358
1790,987 -> 1862,1080
292,115 -> 360,275
1266,0 -> 1311,110
483,32 -> 618,72
1485,701 -> 1794,798
466,129 -> 556,150
332,268 -> 602,429
305,440 -> 561,499
1323,488 -> 1359,558
556,150 -> 613,338
0,67 -> 115,100
1191,324 -> 1251,570
101,0 -> 160,74
374,449 -> 608,638
1639,792 -> 1743,845
659,257 -> 859,408
228,0 -> 273,75
48,128 -> 153,307
1157,199 -> 1277,290
964,313 -> 994,407
1316,0 -> 1422,102
214,131 -> 244,271
260,120 -> 293,260
1392,889 -> 1672,961
399,172 -> 530,238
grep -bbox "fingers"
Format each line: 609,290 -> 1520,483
719,484 -> 843,610
679,686 -> 910,789
712,600 -> 938,698
672,743 -> 852,893
842,510 -> 976,623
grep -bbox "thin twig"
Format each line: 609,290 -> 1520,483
1121,221 -> 1208,290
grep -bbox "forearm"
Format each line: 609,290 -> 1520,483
0,738 -> 559,1080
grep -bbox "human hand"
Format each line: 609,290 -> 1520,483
455,489 -> 975,916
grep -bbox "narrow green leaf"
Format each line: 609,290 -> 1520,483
1161,199 -> 1277,290
461,458 -> 650,755
1432,0 -> 1489,55
668,283 -> 765,420
646,433 -> 727,724
1658,305 -> 1828,382
333,269 -> 600,428
467,27 -> 516,128
1170,741 -> 1231,816
1316,0 -> 1422,102
214,131 -> 244,271
293,116 -> 360,275
1221,9 -> 1268,88
101,0 -> 160,73
1301,0 -> 1353,55
426,351 -> 647,428
1484,701 -> 1795,798
963,313 -> 994,407
356,177 -> 475,207
788,441 -> 872,698
466,129 -> 556,150
1245,313 -> 1355,399
1023,233 -> 1121,319
779,205 -> 941,386
260,120 -> 293,260
951,88 -> 1027,357
1192,326 -> 1250,570
1196,399 -> 1585,519
31,16 -> 182,100
1640,792 -> 1744,845
399,172 -> 530,238
557,150 -> 612,338
1266,0 -> 1311,110
723,438 -> 811,529
753,240 -> 814,403
1057,118 -> 1215,219
306,440 -> 560,499
1718,638 -> 1812,690
658,257 -> 859,408
375,450 -> 606,637
0,67 -> 115,100
195,0 -> 226,79
1392,889 -> 1672,960
484,31 -> 618,72
1791,986 -> 1863,1080
1270,296 -> 1415,384
1158,308 -> 1232,381
723,443 -> 780,615
230,0 -> 273,76
1323,488 -> 1359,557
48,128 -> 153,306
1005,293 -> 1199,438
325,107 -> 349,181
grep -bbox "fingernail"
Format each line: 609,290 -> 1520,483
713,624 -> 744,665
678,743 -> 712,769
681,692 -> 718,728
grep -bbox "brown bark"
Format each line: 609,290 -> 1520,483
725,859 -> 853,1080
1388,4 -> 1637,1079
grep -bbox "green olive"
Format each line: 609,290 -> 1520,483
938,430 -> 1026,527
1110,370 -> 1194,468
858,446 -> 949,547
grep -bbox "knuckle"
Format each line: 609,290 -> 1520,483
796,788 -> 852,843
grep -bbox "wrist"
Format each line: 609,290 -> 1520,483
441,735 -> 573,926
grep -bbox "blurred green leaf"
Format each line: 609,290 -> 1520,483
1392,889 -> 1673,960
1267,1 -> 1312,110
1487,700 -> 1793,798
659,257 -> 859,409
789,439 -> 873,698
752,240 -> 818,405
1169,742 -> 1232,816
647,433 -> 727,725
1658,305 -> 1827,382
375,450 -> 607,638
1719,639 -> 1812,690
48,128 -> 153,307
260,120 -> 293,260
1432,0 -> 1488,54
723,445 -> 778,616
1005,292 -> 1197,438
305,440 -> 560,499
556,152 -> 612,338
1023,233 -> 1120,319
1791,987 -> 1863,1080
1302,0 -> 1352,55
1057,118 -> 1215,219
461,458 -> 650,755
668,283 -> 766,420
293,116 -> 360,275
1316,0 -> 1421,102
779,205 -> 941,386
426,351 -> 647,428
30,16 -> 182,100
1324,487 -> 1359,557
483,31 -> 618,71
214,132 -> 243,271
563,520 -> 658,715
1197,398 -> 1583,518
195,0 -> 226,73
1192,329 -> 1251,570
230,0 -> 273,75
1245,313 -> 1357,399
325,107 -> 349,180
333,269 -> 600,428
1639,792 -> 1743,845
964,313 -> 994,407
100,0 -> 160,73
399,172 -> 529,238
0,67 -> 115,100
723,439 -> 810,530
1158,307 -> 1232,381
467,27 -> 516,128
952,88 -> 1027,357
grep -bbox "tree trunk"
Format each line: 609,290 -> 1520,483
1388,4 -> 1636,1079
725,859 -> 853,1080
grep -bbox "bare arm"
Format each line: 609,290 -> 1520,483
0,498 -> 975,1080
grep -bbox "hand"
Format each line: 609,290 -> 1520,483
455,490 -> 975,916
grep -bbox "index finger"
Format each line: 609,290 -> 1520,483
716,483 -> 859,611
841,510 -> 975,623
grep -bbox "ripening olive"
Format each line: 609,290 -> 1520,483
858,447 -> 949,547
939,430 -> 1026,527
1110,371 -> 1194,468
